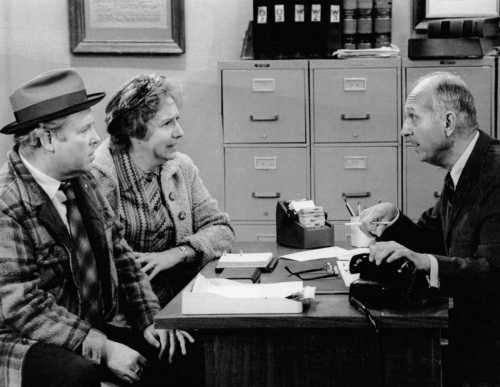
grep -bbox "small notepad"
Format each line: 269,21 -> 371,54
217,252 -> 273,269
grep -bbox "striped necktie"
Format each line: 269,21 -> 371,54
60,182 -> 103,327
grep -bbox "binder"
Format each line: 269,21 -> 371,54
325,1 -> 342,56
253,0 -> 272,59
291,1 -> 308,58
272,1 -> 288,58
308,1 -> 327,57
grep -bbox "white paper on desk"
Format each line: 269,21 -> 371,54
281,246 -> 349,262
336,247 -> 370,261
337,261 -> 359,287
218,252 -> 272,264
192,274 -> 306,299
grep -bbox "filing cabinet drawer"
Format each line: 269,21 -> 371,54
225,147 -> 308,221
313,68 -> 398,142
222,69 -> 307,143
404,146 -> 446,220
232,223 -> 277,242
406,66 -> 493,135
314,145 -> 398,220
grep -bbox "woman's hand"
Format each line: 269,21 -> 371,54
136,249 -> 184,280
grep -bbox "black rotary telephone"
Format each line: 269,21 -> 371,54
348,253 -> 435,309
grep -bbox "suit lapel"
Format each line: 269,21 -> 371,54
37,201 -> 72,247
446,131 -> 492,245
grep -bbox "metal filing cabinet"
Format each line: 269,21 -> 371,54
310,58 -> 402,243
403,57 -> 496,219
219,60 -> 310,241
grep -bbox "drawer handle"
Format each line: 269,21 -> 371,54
342,192 -> 371,199
256,233 -> 276,241
252,192 -> 281,199
341,113 -> 370,121
250,114 -> 279,122
434,191 -> 441,198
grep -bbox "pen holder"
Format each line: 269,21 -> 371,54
276,201 -> 334,249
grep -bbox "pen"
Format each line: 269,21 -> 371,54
344,221 -> 392,226
343,198 -> 356,217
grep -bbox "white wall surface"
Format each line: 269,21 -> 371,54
0,0 -> 411,205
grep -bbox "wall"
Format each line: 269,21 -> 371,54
0,0 -> 411,205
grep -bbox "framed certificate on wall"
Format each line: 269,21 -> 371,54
69,0 -> 185,55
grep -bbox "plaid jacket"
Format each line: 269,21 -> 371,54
0,148 -> 160,387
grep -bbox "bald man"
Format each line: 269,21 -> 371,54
360,72 -> 500,386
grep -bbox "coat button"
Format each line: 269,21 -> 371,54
168,192 -> 176,201
178,211 -> 186,220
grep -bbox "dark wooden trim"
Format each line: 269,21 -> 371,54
68,0 -> 185,55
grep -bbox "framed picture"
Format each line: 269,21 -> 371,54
69,0 -> 185,55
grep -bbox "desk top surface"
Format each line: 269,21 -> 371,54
155,242 -> 448,330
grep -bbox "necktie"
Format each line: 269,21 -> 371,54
60,182 -> 103,327
442,172 -> 455,206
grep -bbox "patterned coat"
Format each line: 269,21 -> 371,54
91,138 -> 234,264
0,148 -> 160,387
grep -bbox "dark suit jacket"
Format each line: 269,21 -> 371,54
381,130 -> 500,380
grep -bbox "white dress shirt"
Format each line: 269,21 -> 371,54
19,152 -> 70,230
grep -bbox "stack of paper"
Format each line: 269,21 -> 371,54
332,44 -> 400,59
182,274 -> 316,314
217,252 -> 273,269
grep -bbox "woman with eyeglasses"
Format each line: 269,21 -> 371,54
92,74 -> 234,308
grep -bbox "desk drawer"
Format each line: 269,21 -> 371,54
404,146 -> 445,220
233,223 -> 277,242
222,69 -> 307,143
225,147 -> 308,221
313,68 -> 398,142
314,145 -> 398,220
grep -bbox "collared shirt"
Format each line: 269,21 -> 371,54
111,146 -> 175,252
19,151 -> 69,230
449,130 -> 479,188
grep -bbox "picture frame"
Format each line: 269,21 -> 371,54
69,0 -> 185,55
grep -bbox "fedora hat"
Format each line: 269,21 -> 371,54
1,68 -> 105,135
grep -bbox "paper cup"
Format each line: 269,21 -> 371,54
345,216 -> 374,247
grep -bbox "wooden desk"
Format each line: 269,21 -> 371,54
155,242 -> 448,387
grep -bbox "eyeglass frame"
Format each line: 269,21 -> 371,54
284,261 -> 339,281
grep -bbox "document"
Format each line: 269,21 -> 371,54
281,246 -> 369,262
337,261 -> 360,287
281,246 -> 348,261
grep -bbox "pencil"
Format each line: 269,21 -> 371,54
343,198 -> 356,217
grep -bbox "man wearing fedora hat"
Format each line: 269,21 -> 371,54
0,69 -> 193,387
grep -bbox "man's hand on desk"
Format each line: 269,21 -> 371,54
143,325 -> 195,362
359,202 -> 398,237
369,241 -> 431,273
